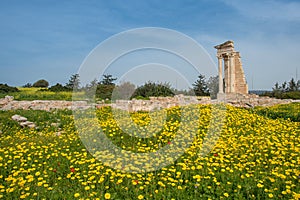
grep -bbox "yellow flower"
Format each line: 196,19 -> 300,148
74,193 -> 80,198
84,186 -> 90,191
293,192 -> 300,199
138,195 -> 144,199
268,193 -> 274,198
104,193 -> 111,199
224,193 -> 229,197
257,183 -> 264,188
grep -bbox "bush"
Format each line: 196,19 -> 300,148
96,84 -> 115,100
33,79 -> 49,88
23,83 -> 32,88
131,82 -> 174,99
262,91 -> 300,100
0,84 -> 19,93
133,95 -> 150,100
48,83 -> 71,92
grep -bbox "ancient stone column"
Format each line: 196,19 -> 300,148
229,53 -> 235,93
215,40 -> 248,97
218,56 -> 223,93
225,55 -> 230,93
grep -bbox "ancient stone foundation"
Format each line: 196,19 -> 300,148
0,95 -> 298,112
112,95 -> 210,112
0,96 -> 90,111
215,93 -> 297,108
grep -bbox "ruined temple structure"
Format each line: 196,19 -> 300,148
215,41 -> 248,99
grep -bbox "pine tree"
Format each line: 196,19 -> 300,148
100,74 -> 117,85
193,74 -> 209,96
288,78 -> 297,91
66,74 -> 80,90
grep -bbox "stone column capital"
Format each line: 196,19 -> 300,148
217,54 -> 223,59
229,52 -> 235,57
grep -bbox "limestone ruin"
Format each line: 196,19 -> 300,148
215,40 -> 248,99
0,95 -> 298,112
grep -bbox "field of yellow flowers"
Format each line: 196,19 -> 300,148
0,103 -> 299,199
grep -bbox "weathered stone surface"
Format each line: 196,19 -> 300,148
112,95 -> 207,112
0,99 -> 90,111
0,96 -> 14,107
11,114 -> 27,122
215,41 -> 248,95
216,93 -> 294,108
0,94 -> 298,112
20,121 -> 36,128
11,114 -> 36,128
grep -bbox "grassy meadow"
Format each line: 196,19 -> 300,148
0,87 -> 85,101
0,103 -> 299,199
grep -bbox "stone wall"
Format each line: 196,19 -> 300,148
0,96 -> 91,111
0,95 -> 299,112
216,93 -> 298,108
0,95 -> 210,112
234,52 -> 248,94
112,95 -> 210,112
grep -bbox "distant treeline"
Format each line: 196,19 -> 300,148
261,78 -> 300,99
2,74 -> 299,100
1,73 -> 219,100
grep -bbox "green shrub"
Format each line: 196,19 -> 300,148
254,103 -> 300,122
33,79 -> 49,88
48,83 -> 71,92
0,84 -> 19,93
133,95 -> 150,100
262,91 -> 300,100
131,82 -> 174,99
96,84 -> 115,100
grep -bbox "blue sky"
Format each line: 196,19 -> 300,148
0,0 -> 299,90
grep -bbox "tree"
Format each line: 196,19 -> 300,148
193,74 -> 209,96
84,79 -> 99,98
96,84 -> 115,100
267,79 -> 300,99
113,82 -> 136,100
95,75 -> 117,100
207,75 -> 219,99
23,83 -> 32,88
281,81 -> 287,92
272,82 -> 280,92
288,78 -> 297,92
0,84 -> 19,93
100,74 -> 117,85
48,83 -> 69,92
66,74 -> 80,90
33,79 -> 49,88
131,82 -> 174,99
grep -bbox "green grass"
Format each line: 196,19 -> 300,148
253,102 -> 300,122
0,87 -> 86,101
